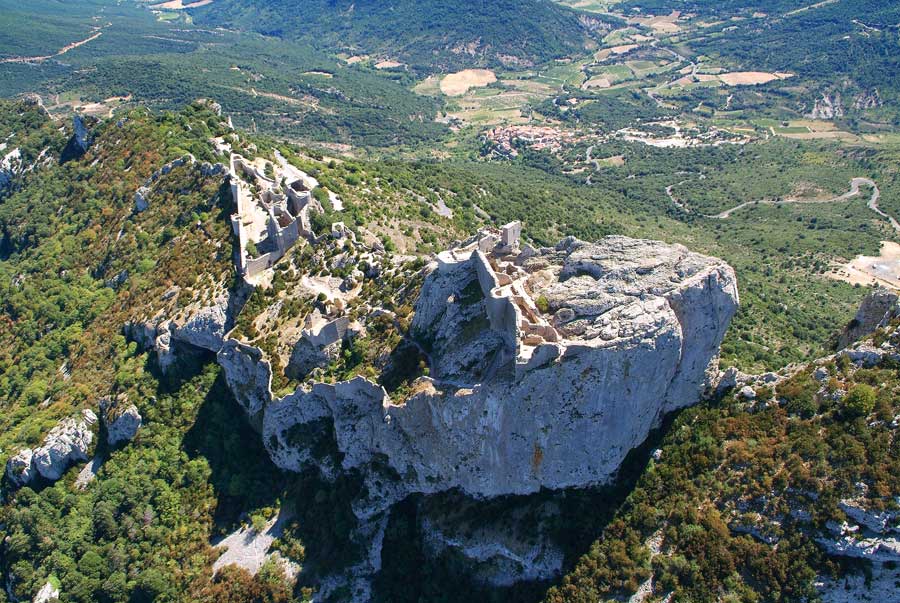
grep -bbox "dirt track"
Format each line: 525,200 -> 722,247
0,29 -> 104,64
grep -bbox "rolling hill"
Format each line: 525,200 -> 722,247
192,0 -> 608,72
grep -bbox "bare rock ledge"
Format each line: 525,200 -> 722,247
218,235 -> 740,519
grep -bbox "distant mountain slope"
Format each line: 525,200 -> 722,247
192,0 -> 603,71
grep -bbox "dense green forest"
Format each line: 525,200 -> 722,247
683,0 -> 900,105
0,0 -> 447,148
193,0 -> 605,73
547,349 -> 900,603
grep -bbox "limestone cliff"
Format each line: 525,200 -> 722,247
5,410 -> 98,487
215,233 -> 739,592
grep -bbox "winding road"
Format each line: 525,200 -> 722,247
709,178 -> 897,232
665,177 -> 899,232
0,28 -> 105,64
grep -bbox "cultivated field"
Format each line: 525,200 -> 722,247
439,69 -> 498,96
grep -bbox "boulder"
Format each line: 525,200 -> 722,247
4,448 -> 35,487
135,187 -> 150,212
31,410 -> 97,482
100,396 -> 142,445
739,385 -> 757,400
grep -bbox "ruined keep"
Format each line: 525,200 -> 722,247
229,154 -> 322,281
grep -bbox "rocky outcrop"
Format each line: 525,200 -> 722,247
218,233 -> 738,529
0,147 -> 22,191
218,340 -> 273,420
72,115 -> 93,153
33,580 -> 60,603
419,497 -> 564,586
5,410 -> 97,488
286,316 -> 351,380
128,283 -> 249,372
4,449 -> 35,488
806,93 -> 844,119
73,115 -> 93,153
20,93 -> 48,116
100,396 -> 142,446
853,89 -> 881,111
134,187 -> 150,213
132,154 -> 225,213
32,410 -> 97,481
837,287 -> 899,349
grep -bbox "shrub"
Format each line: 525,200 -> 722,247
843,384 -> 876,418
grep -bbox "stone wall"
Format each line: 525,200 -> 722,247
473,250 -> 521,350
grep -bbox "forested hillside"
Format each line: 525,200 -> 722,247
192,0 -> 603,72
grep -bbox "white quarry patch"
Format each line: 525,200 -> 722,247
212,507 -> 297,577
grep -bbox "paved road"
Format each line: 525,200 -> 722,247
708,178 -> 898,231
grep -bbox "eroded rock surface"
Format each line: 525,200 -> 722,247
6,410 -> 97,487
837,287 -> 899,349
208,232 -> 739,593
100,395 -> 142,446
129,282 -> 249,373
219,234 -> 738,517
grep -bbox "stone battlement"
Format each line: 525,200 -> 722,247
228,153 -> 323,282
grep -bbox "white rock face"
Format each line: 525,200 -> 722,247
4,448 -> 35,487
129,285 -> 248,373
0,147 -> 22,191
837,287 -> 899,349
33,580 -> 60,603
806,93 -> 844,119
218,340 -> 273,419
134,187 -> 150,212
213,234 -> 738,590
71,115 -> 93,154
100,396 -> 142,445
32,410 -> 97,481
7,410 -> 98,487
220,235 -> 739,519
171,297 -> 231,352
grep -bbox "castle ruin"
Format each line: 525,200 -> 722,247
229,153 -> 323,282
431,221 -> 563,379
